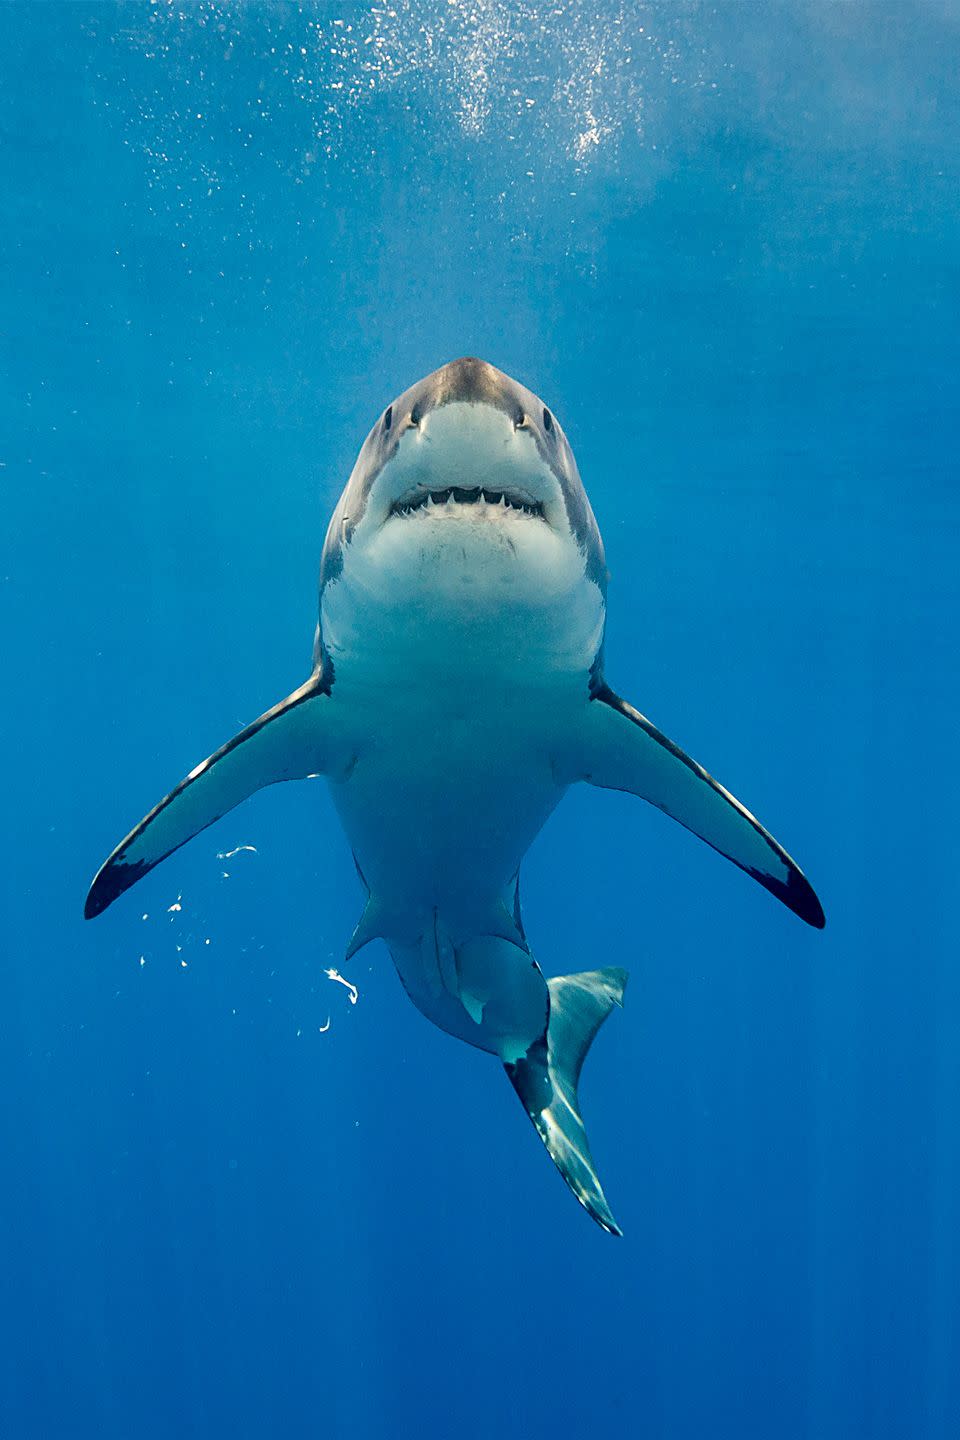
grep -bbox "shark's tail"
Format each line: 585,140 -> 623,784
505,966 -> 627,1236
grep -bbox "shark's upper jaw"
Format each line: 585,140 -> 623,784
370,400 -> 563,534
388,486 -> 547,521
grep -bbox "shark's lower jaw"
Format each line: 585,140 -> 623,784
389,487 -> 546,521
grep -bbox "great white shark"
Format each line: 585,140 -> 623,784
86,357 -> 824,1235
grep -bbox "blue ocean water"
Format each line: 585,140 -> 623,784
2,2 -> 958,1435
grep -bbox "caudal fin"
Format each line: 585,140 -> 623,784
505,966 -> 627,1236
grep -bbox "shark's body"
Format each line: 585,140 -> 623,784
86,358 -> 824,1234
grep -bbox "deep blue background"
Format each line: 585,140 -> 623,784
2,3 -> 958,1436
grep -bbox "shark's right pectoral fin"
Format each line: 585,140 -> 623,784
85,673 -> 340,919
571,683 -> 825,928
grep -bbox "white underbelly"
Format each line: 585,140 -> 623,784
326,678 -> 569,926
319,504 -> 604,951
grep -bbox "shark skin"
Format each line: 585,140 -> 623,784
85,357 -> 825,1235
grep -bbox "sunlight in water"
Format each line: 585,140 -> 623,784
114,1 -> 708,179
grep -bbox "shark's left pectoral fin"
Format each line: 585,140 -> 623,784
573,683 -> 825,928
85,673 -> 339,919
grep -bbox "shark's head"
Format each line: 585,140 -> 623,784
319,359 -> 606,611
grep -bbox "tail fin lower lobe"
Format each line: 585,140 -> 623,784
505,966 -> 627,1235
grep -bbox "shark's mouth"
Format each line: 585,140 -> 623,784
389,486 -> 546,520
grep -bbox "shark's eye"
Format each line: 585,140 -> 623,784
410,404 -> 422,426
543,408 -> 554,433
383,406 -> 393,432
513,406 -> 526,429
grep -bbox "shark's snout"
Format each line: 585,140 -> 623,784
432,356 -> 513,409
432,357 -> 556,435
387,357 -> 526,434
